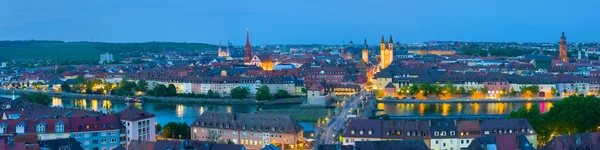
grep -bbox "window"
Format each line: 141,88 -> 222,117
0,124 -> 6,134
101,139 -> 107,144
435,140 -> 439,144
351,130 -> 355,134
434,132 -> 439,136
484,131 -> 489,135
368,130 -> 372,135
108,132 -> 117,136
110,138 -> 117,143
16,124 -> 25,134
461,140 -> 464,144
55,122 -> 64,133
92,140 -> 98,144
359,131 -> 363,135
450,131 -> 455,136
35,122 -> 46,133
92,132 -> 99,137
242,132 -> 247,138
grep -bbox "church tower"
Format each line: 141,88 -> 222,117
559,32 -> 569,63
380,35 -> 387,68
362,38 -> 369,63
379,35 -> 393,69
244,28 -> 252,64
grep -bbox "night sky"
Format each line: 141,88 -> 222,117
1,0 -> 599,45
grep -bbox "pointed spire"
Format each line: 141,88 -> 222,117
389,34 -> 393,44
380,35 -> 385,43
561,32 -> 566,39
364,38 -> 368,49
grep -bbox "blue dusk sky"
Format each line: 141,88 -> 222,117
0,0 -> 598,45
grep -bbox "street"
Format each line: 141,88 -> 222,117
319,91 -> 369,145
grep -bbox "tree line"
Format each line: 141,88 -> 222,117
510,94 -> 600,146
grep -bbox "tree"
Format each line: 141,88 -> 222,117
275,90 -> 291,99
301,87 -> 308,94
509,88 -> 517,96
161,122 -> 191,140
501,88 -> 507,96
150,84 -> 168,97
230,87 -> 250,99
20,93 -> 51,106
61,82 -> 71,92
409,84 -> 419,95
458,86 -> 466,94
155,123 -> 162,134
255,85 -> 272,101
73,76 -> 87,91
442,82 -> 456,94
207,129 -> 222,143
479,87 -> 488,94
206,90 -> 220,98
398,85 -> 410,95
137,80 -> 148,92
167,84 -> 177,96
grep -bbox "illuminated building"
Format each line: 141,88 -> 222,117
380,35 -> 393,69
408,49 -> 456,56
217,42 -> 229,57
559,32 -> 569,63
261,58 -> 274,71
191,112 -> 304,149
362,38 -> 369,63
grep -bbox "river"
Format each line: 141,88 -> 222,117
376,101 -> 553,116
1,94 -> 555,125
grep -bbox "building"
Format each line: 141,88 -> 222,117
354,140 -> 429,150
362,39 -> 369,64
559,32 -> 569,63
429,120 -> 459,150
218,42 -> 230,57
117,106 -> 156,146
244,29 -> 253,65
307,83 -> 327,106
190,112 -> 304,149
467,134 -> 535,150
341,118 -> 537,150
480,119 -> 538,149
100,53 -> 114,64
543,131 -> 600,150
379,35 -> 394,69
128,140 -> 247,150
69,115 -> 124,150
457,120 -> 481,149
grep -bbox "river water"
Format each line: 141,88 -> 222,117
0,94 -> 554,125
375,101 -> 553,116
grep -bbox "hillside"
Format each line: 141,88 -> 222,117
0,41 -> 217,61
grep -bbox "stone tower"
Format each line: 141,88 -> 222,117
559,32 -> 569,63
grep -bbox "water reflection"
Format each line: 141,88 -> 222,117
52,97 -> 62,107
377,102 -> 553,116
47,97 -> 300,125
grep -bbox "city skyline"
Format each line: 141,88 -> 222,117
1,0 -> 600,45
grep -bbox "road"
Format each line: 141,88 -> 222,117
320,91 -> 369,145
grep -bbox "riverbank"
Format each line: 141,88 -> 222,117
377,97 -> 562,103
0,89 -> 305,105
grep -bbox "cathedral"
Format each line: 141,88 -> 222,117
217,42 -> 230,57
380,35 -> 394,69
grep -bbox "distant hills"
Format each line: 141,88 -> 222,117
0,40 -> 218,61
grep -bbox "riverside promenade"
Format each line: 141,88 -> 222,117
378,97 -> 562,103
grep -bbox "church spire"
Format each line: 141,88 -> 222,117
364,38 -> 368,49
381,35 -> 385,43
244,28 -> 252,64
389,34 -> 393,44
